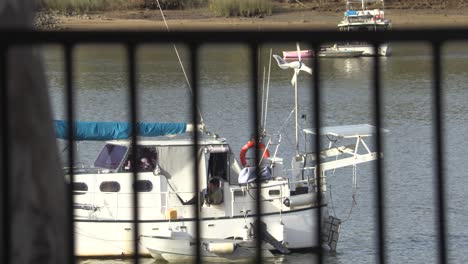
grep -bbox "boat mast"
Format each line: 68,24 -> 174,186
294,43 -> 301,155
294,72 -> 299,155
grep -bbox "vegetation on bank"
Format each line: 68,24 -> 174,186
36,0 -> 466,16
36,0 -> 273,17
209,0 -> 272,17
36,0 -> 136,13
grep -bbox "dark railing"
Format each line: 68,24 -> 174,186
2,28 -> 466,264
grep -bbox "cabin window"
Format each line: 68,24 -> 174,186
269,189 -> 281,196
73,182 -> 88,195
99,181 -> 121,192
208,152 -> 229,182
94,144 -> 127,170
123,146 -> 158,173
133,180 -> 153,192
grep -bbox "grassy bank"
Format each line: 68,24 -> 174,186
37,0 -> 273,16
36,0 -> 139,13
36,0 -> 466,15
209,0 -> 272,17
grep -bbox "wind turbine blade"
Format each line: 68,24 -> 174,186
272,54 -> 290,70
300,64 -> 313,75
296,42 -> 302,62
291,71 -> 298,86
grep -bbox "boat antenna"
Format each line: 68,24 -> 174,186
261,49 -> 272,134
262,48 -> 273,134
155,0 -> 205,125
261,66 -> 266,131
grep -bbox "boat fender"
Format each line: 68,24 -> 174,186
239,141 -> 270,167
207,242 -> 235,254
283,192 -> 318,207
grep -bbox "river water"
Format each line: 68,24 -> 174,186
44,42 -> 468,263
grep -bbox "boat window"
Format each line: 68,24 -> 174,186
133,180 -> 153,192
99,181 -> 121,192
73,182 -> 88,195
122,146 -> 157,173
94,144 -> 127,170
269,189 -> 281,196
208,152 -> 229,182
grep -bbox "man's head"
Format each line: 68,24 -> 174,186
208,178 -> 220,191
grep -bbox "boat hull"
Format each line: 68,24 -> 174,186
140,235 -> 276,262
74,206 -> 324,257
334,43 -> 391,56
318,50 -> 363,58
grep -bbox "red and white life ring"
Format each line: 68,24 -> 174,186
239,140 -> 270,167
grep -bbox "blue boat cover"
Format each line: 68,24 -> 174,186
345,10 -> 357,16
54,120 -> 187,141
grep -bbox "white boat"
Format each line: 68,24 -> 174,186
140,230 -> 280,262
64,121 -> 380,258
281,48 -> 363,59
61,51 -> 384,260
318,45 -> 364,58
335,0 -> 392,56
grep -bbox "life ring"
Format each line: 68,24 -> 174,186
239,141 -> 270,167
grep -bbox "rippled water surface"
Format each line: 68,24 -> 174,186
45,41 -> 468,264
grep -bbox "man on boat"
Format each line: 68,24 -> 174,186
205,178 -> 223,205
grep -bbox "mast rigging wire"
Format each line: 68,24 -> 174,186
156,0 -> 205,125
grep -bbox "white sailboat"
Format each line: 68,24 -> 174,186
61,46 -> 384,260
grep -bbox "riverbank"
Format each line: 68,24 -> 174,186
39,6 -> 468,31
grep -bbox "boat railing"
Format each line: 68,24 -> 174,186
264,133 -> 282,163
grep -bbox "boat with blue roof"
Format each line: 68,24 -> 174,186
59,63 -> 384,260
334,0 -> 392,56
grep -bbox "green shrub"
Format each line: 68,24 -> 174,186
142,0 -> 207,9
36,0 -> 139,13
209,0 -> 273,17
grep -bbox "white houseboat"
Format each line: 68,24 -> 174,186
335,0 -> 392,56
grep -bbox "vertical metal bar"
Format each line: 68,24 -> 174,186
372,43 -> 386,264
64,44 -> 76,264
0,45 -> 10,264
127,43 -> 140,264
432,42 -> 448,264
250,43 -> 262,264
312,43 -> 323,262
189,43 -> 201,264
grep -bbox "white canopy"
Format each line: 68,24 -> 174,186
303,124 -> 388,138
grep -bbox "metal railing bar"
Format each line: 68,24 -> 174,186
312,42 -> 324,263
250,43 -> 263,264
1,29 -> 468,44
372,43 -> 386,264
64,44 -> 76,263
127,43 -> 140,264
1,45 -> 10,264
189,43 -> 202,264
432,42 -> 448,264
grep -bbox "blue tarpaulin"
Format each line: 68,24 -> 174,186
54,120 -> 187,141
345,10 -> 357,16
